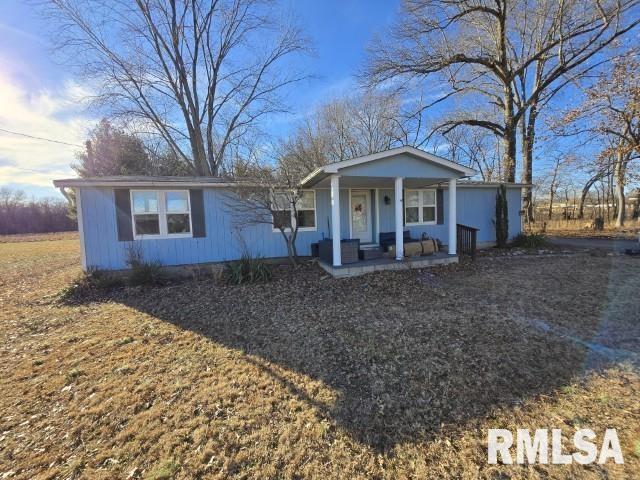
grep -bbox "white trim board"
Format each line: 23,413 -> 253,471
300,146 -> 477,186
75,188 -> 87,270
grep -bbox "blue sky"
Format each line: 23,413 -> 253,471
0,0 -> 401,199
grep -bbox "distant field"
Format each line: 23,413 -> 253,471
0,231 -> 78,243
528,218 -> 639,240
0,238 -> 639,479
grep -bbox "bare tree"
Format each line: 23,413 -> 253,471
0,188 -> 77,235
278,92 -> 407,178
45,0 -> 308,176
442,125 -> 500,180
366,0 -> 640,187
316,92 -> 405,161
560,53 -> 640,226
223,160 -> 310,265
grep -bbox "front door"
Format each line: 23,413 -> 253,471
350,190 -> 372,243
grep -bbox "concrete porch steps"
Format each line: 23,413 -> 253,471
319,252 -> 458,278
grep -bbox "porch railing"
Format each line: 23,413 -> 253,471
456,224 -> 479,260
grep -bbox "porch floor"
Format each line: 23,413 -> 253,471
318,252 -> 458,278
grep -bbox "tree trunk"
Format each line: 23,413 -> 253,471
520,97 -> 538,223
577,174 -> 600,219
632,191 -> 640,219
286,237 -> 298,266
614,150 -> 626,227
502,84 -> 517,182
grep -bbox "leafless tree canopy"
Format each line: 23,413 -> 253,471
276,91 -> 436,182
0,188 -> 77,235
556,52 -> 640,226
45,0 -> 308,176
442,125 -> 501,181
366,0 -> 640,184
223,161 -> 308,264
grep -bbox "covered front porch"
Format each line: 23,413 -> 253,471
301,147 -> 476,276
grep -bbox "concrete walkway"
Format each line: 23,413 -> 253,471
548,236 -> 639,252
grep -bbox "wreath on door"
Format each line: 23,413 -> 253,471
354,203 -> 363,213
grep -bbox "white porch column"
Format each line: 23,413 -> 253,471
394,176 -> 404,260
330,175 -> 342,266
448,178 -> 457,255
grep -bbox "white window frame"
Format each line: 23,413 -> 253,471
130,189 -> 193,240
404,188 -> 437,226
272,189 -> 317,232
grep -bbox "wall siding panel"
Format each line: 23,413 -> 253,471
80,185 -> 522,270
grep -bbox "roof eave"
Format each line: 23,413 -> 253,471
53,179 -> 249,188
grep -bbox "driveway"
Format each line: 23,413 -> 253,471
548,236 -> 639,252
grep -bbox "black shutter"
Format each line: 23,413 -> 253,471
437,188 -> 444,225
190,189 -> 206,238
114,189 -> 133,241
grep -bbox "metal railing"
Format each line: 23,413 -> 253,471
457,224 -> 479,260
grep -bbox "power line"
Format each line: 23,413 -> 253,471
0,127 -> 84,148
3,165 -> 72,175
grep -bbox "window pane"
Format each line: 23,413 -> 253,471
297,191 -> 315,210
273,210 -> 292,229
296,210 -> 315,228
423,190 -> 436,205
167,213 -> 191,234
406,207 -> 419,223
132,191 -> 158,213
166,191 -> 189,212
134,214 -> 160,235
405,191 -> 419,207
423,206 -> 436,222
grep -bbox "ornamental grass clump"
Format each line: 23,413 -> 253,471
224,254 -> 272,285
511,232 -> 549,249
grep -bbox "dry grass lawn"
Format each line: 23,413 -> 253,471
529,218 -> 640,240
1,237 -> 639,479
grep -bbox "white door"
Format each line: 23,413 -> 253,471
350,190 -> 372,243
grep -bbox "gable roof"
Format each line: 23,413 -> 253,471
300,146 -> 476,187
53,175 -> 251,188
53,148 -> 486,190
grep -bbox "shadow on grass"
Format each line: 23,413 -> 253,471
79,259 -> 635,451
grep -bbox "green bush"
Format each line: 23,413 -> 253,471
511,232 -> 548,249
224,254 -> 272,285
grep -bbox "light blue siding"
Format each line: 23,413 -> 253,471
340,153 -> 460,179
79,184 -> 522,270
81,187 -> 331,270
374,186 -> 521,244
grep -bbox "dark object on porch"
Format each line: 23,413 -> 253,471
457,224 -> 478,260
310,242 -> 319,258
379,230 -> 418,252
625,248 -> 640,256
318,238 -> 360,264
359,247 -> 383,260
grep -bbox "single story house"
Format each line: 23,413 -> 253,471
54,146 -> 524,276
